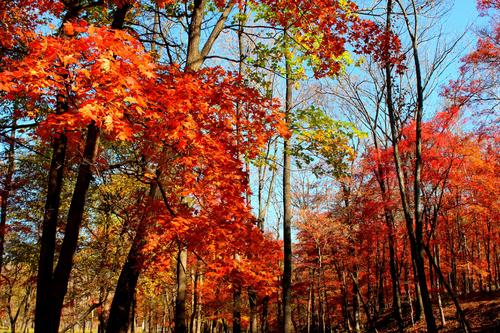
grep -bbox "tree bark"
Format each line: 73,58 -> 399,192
282,27 -> 294,333
175,246 -> 188,333
232,286 -> 242,333
373,139 -> 403,330
49,122 -> 100,332
106,184 -> 153,333
262,295 -> 270,333
34,100 -> 68,333
0,120 -> 16,275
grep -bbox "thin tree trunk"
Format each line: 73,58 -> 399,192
350,273 -> 378,333
306,279 -> 312,333
248,289 -> 258,333
282,27 -> 294,333
261,296 -> 269,333
0,118 -> 15,275
435,245 -> 446,327
412,258 -> 424,321
190,267 -> 199,333
384,1 -> 437,331
352,272 -> 361,333
341,271 -> 352,333
233,285 -> 242,333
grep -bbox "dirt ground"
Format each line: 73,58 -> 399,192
375,290 -> 500,332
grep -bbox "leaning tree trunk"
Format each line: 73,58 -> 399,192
106,184 -> 154,333
48,122 -> 100,333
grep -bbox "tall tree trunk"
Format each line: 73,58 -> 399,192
175,246 -> 188,333
0,120 -> 16,274
248,289 -> 258,333
384,0 -> 437,331
34,4 -> 128,332
388,230 -> 403,331
412,258 -> 423,321
340,271 -> 352,333
49,122 -> 100,332
435,245 -> 446,327
372,124 -> 403,330
131,292 -> 136,333
377,245 -> 386,314
282,27 -> 294,333
306,278 -> 312,333
190,267 -> 199,333
261,296 -> 269,333
175,2 -> 234,329
232,286 -> 242,333
106,184 -> 154,333
104,1 -> 233,331
35,100 -> 68,333
352,272 -> 361,333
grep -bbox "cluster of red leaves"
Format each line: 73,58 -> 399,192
0,22 -> 156,143
350,19 -> 406,74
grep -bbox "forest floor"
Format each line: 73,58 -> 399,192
375,290 -> 500,332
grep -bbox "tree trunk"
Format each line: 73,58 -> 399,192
423,244 -> 471,333
35,4 -> 129,332
0,119 -> 15,275
306,280 -> 312,333
261,296 -> 269,333
384,0 -> 437,331
352,273 -> 361,333
131,293 -> 136,333
233,286 -> 242,333
106,188 -> 151,333
341,271 -> 352,333
35,110 -> 68,333
175,246 -> 188,333
412,258 -> 423,321
282,27 -> 294,333
190,268 -> 199,333
49,122 -> 100,332
435,245 -> 446,327
248,289 -> 258,333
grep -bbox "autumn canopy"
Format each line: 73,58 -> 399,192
0,0 -> 498,333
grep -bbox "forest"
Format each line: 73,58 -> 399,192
0,0 -> 498,332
